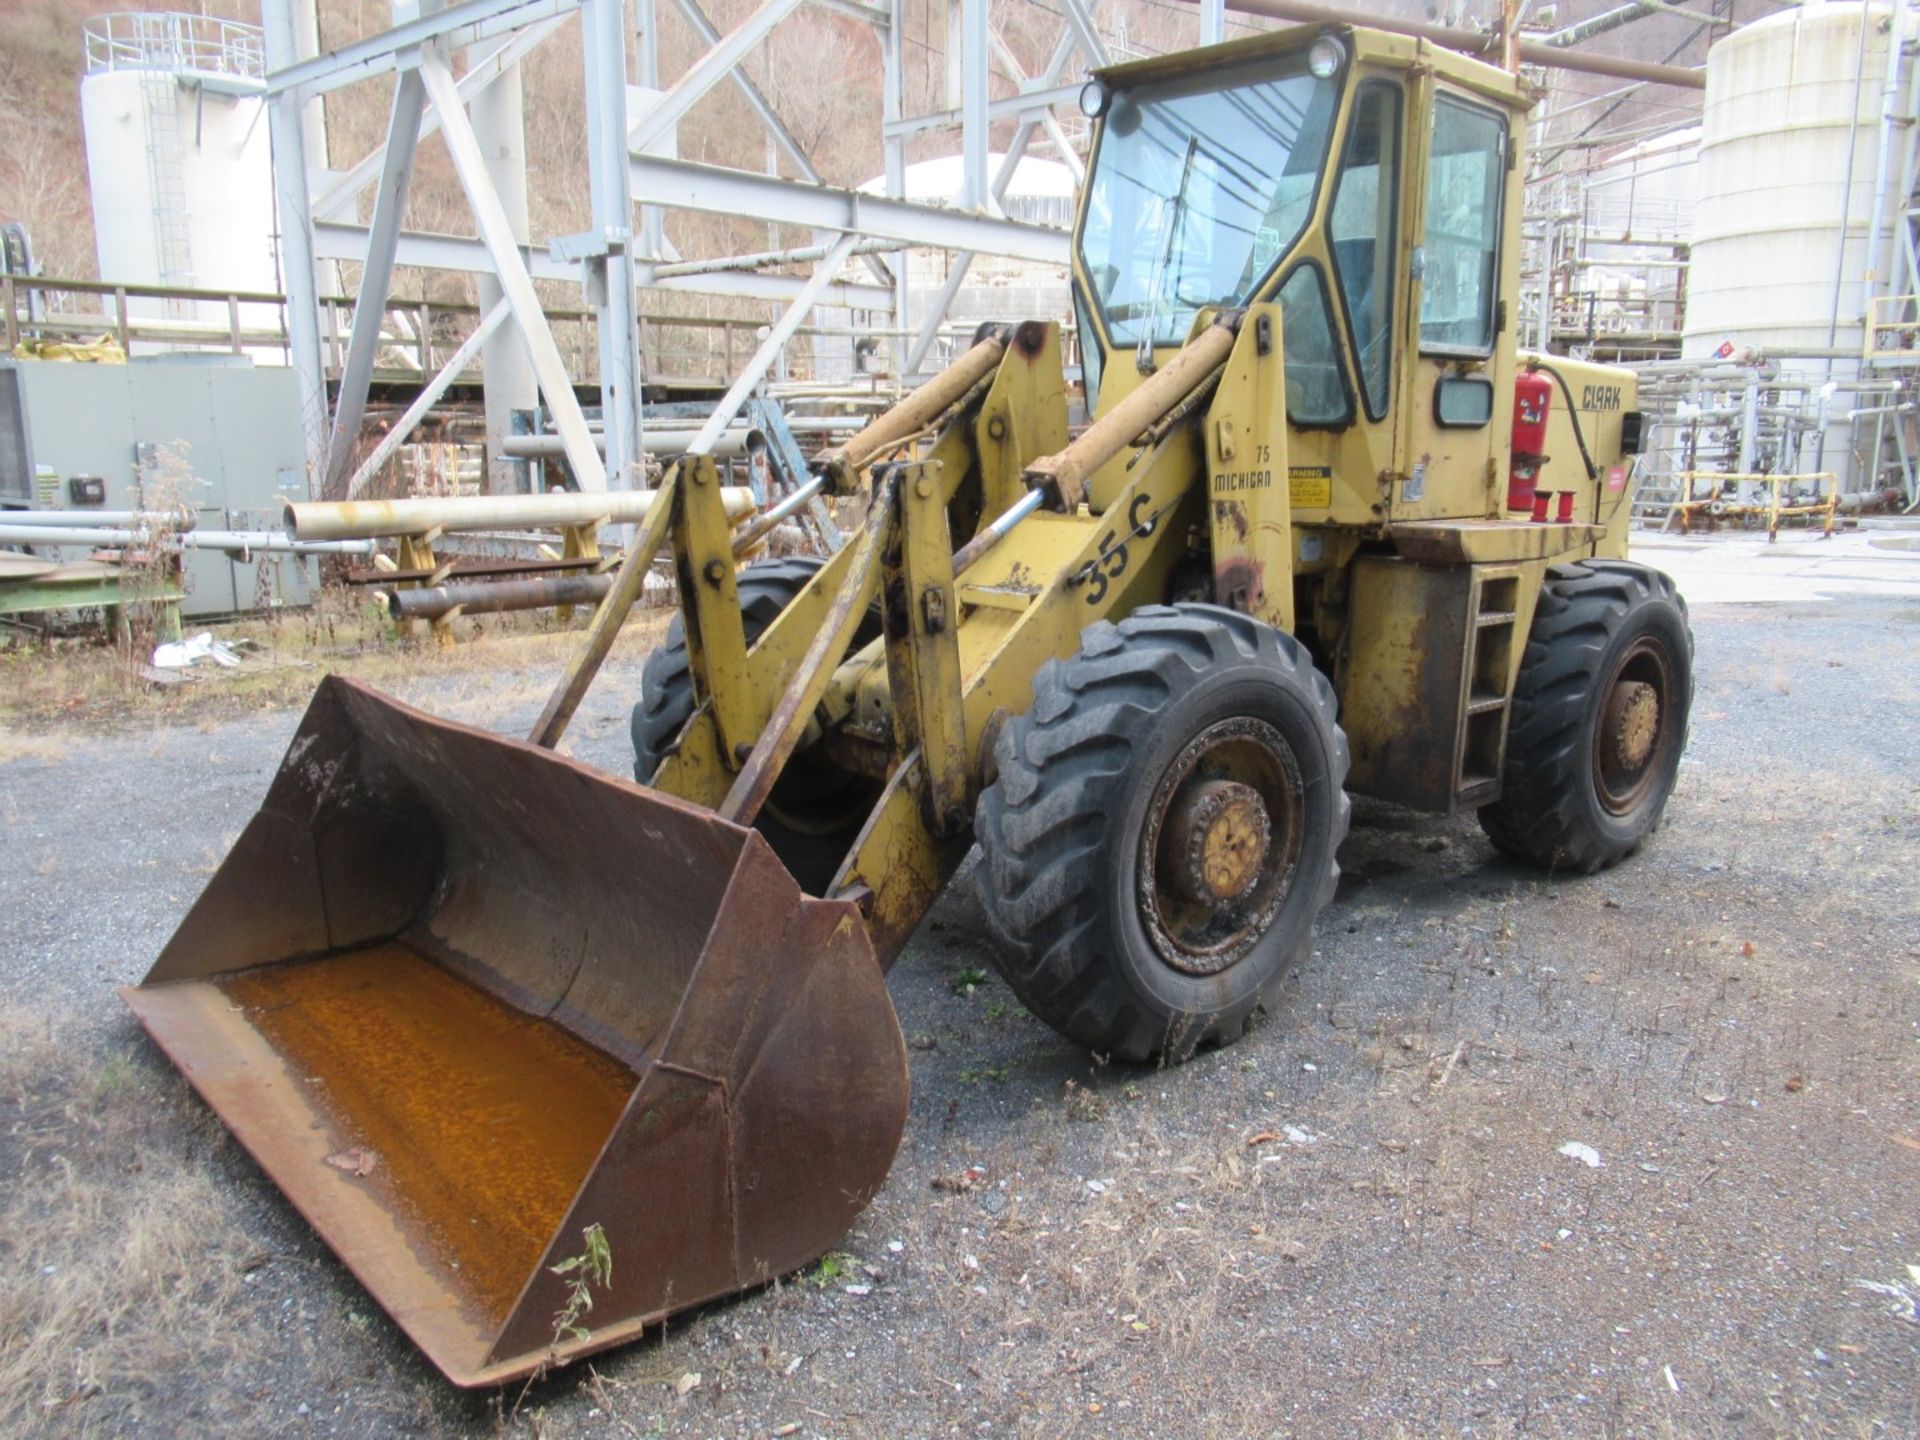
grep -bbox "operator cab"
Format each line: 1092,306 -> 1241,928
1071,25 -> 1528,528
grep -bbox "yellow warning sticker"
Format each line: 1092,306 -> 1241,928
1289,465 -> 1333,508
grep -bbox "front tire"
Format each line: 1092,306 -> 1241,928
1479,560 -> 1693,874
973,605 -> 1350,1063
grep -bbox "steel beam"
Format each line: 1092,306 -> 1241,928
625,156 -> 1070,263
628,0 -> 807,154
311,19 -> 565,223
684,234 -> 860,456
420,52 -> 608,490
267,0 -> 581,100
1199,0 -> 1225,45
652,236 -> 899,277
1060,0 -> 1112,67
906,255 -> 975,374
988,31 -> 1085,184
961,0 -> 989,211
669,0 -> 820,182
636,0 -> 666,258
262,0 -> 330,494
326,69 -> 426,498
466,32 -> 538,496
310,221 -> 895,306
883,80 -> 1086,139
344,299 -> 511,499
584,0 -> 644,490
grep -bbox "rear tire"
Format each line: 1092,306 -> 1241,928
631,557 -> 880,894
1479,560 -> 1692,874
973,605 -> 1350,1063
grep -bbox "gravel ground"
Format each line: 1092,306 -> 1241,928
2,532 -> 1917,1438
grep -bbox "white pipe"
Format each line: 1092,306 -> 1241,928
503,429 -> 754,459
285,487 -> 758,541
1,510 -> 196,529
0,525 -> 374,555
1860,4 -> 1908,319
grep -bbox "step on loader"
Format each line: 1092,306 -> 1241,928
125,22 -> 1692,1385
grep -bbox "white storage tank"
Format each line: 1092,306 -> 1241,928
1684,1 -> 1912,361
80,13 -> 278,343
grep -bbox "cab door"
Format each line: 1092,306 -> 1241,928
1396,86 -> 1514,520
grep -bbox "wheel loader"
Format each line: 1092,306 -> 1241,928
123,22 -> 1691,1386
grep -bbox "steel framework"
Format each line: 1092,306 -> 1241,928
264,0 -> 1140,499
265,0 -> 1745,505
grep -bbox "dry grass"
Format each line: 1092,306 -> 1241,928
0,587 -> 674,734
0,1005 -> 454,1437
0,1009 -> 247,1433
0,730 -> 67,765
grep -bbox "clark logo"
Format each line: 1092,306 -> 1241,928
1580,384 -> 1624,411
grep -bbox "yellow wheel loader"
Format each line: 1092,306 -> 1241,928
124,22 -> 1691,1386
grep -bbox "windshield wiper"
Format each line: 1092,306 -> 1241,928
1137,136 -> 1199,375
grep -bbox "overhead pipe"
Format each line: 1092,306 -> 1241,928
1179,0 -> 1707,88
286,487 -> 758,541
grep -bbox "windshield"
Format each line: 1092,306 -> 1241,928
1078,61 -> 1341,348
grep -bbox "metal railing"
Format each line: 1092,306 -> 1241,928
1669,471 -> 1840,542
83,12 -> 265,81
6,274 -> 1032,390
1865,294 -> 1920,365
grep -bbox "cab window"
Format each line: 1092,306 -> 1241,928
1329,81 -> 1401,419
1420,95 -> 1504,354
1277,264 -> 1351,427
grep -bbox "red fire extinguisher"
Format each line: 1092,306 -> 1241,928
1509,367 -> 1553,514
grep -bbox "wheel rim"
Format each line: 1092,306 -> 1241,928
1138,716 -> 1305,976
1592,635 -> 1677,817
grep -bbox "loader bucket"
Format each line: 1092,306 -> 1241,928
121,676 -> 909,1387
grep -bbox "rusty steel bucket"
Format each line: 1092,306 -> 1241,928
122,676 -> 909,1387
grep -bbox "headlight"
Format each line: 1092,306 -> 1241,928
1307,35 -> 1346,79
1079,80 -> 1111,119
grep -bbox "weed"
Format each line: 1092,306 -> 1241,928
1063,1079 -> 1108,1122
949,967 -> 989,997
807,1251 -> 855,1287
549,1223 -> 615,1344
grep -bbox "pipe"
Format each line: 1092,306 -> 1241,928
0,509 -> 197,530
1179,0 -> 1707,88
503,429 -> 756,460
1862,8 -> 1915,318
730,476 -> 828,555
949,486 -> 1046,575
811,329 -> 1011,486
0,525 -> 374,555
650,237 -> 898,279
189,531 -> 378,556
381,572 -> 614,621
286,487 -> 757,541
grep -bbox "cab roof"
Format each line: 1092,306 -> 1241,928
1093,22 -> 1534,113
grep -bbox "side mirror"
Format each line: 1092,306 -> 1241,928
1434,375 -> 1493,429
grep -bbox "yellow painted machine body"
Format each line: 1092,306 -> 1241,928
124,23 -> 1667,1387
